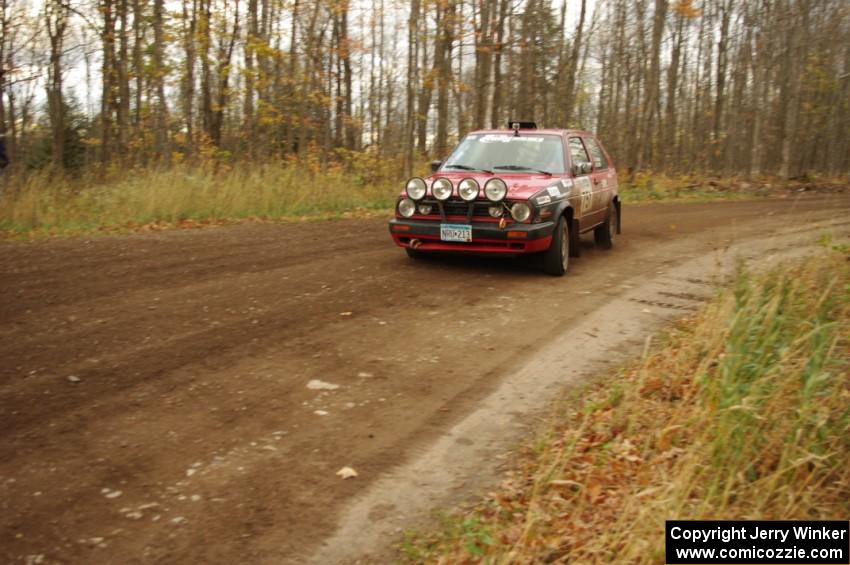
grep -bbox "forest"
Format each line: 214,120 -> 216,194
0,0 -> 848,181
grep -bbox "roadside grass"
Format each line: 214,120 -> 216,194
619,172 -> 757,203
619,171 -> 846,204
0,161 -> 844,238
401,249 -> 850,564
0,160 -> 399,238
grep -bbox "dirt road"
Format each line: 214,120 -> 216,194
1,194 -> 848,564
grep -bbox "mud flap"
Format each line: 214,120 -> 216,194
569,219 -> 581,257
615,201 -> 622,234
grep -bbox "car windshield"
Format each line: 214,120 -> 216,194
443,133 -> 566,174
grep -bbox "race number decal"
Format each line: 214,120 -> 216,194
576,177 -> 593,214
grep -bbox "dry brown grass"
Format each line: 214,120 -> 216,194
0,156 -> 402,237
620,171 -> 848,203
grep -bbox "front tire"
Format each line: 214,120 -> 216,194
543,216 -> 570,276
594,203 -> 618,249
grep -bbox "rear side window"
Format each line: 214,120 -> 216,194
568,137 -> 590,168
583,137 -> 609,170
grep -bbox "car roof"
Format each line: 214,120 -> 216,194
467,128 -> 594,137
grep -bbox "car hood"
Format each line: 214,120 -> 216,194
399,172 -> 569,201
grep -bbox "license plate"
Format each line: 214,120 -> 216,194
440,223 -> 472,242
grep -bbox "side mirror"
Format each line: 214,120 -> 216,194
571,163 -> 582,176
581,162 -> 593,174
430,160 -> 443,173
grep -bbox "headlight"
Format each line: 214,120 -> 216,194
488,205 -> 503,218
417,204 -> 433,215
458,178 -> 479,201
510,202 -> 532,222
431,178 -> 453,201
484,178 -> 507,202
398,198 -> 416,218
405,177 -> 427,200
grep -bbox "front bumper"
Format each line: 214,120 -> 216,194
389,218 -> 555,254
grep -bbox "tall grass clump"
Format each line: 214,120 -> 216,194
0,156 -> 401,235
405,252 -> 849,564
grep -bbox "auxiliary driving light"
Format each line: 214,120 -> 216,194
398,197 -> 417,218
405,177 -> 427,200
458,178 -> 480,202
431,178 -> 453,201
484,178 -> 507,202
417,204 -> 433,215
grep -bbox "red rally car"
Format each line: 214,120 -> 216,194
388,122 -> 620,276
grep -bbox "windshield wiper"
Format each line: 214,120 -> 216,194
444,163 -> 493,174
492,165 -> 552,176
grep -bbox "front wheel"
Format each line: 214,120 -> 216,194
543,216 -> 570,276
594,203 -> 618,249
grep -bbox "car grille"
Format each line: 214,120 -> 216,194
422,199 -> 493,218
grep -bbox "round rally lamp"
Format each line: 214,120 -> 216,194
458,178 -> 480,202
405,177 -> 427,201
398,197 -> 417,218
510,202 -> 532,222
484,178 -> 508,202
431,178 -> 453,201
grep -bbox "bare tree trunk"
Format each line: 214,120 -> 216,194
415,7 -> 431,154
403,0 -> 420,174
210,0 -> 239,146
132,0 -> 144,137
244,0 -> 258,142
454,0 -> 465,139
712,0 -> 732,169
435,0 -> 455,157
153,0 -> 170,157
198,0 -> 213,143
117,0 -> 131,157
779,0 -> 806,179
636,0 -> 667,171
45,0 -> 68,169
101,0 -> 117,162
341,5 -> 355,150
488,0 -> 508,127
663,11 -> 684,170
562,0 -> 586,126
182,0 -> 198,156
472,0 -> 492,129
285,0 -> 299,154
